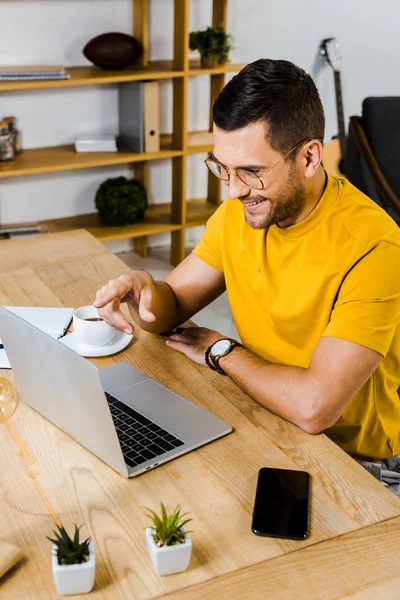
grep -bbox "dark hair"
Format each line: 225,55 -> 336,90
213,58 -> 325,155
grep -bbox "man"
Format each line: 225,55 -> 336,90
94,59 -> 400,484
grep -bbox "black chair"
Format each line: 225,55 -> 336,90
346,97 -> 400,225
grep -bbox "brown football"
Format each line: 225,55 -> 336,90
83,32 -> 143,70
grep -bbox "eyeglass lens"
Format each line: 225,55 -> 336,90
206,160 -> 264,190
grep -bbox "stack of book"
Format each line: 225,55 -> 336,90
0,65 -> 70,82
0,224 -> 50,239
74,135 -> 117,153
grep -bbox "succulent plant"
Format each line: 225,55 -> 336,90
145,503 -> 192,547
47,524 -> 91,566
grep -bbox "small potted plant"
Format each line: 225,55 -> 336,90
95,176 -> 148,226
145,503 -> 192,576
189,26 -> 234,68
47,523 -> 95,595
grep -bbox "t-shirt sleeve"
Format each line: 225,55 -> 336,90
192,202 -> 227,273
323,242 -> 400,356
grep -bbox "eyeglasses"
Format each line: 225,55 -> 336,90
204,138 -> 318,191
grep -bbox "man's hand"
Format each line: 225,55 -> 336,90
93,270 -> 156,333
166,327 -> 225,366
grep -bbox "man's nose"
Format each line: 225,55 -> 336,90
227,172 -> 250,199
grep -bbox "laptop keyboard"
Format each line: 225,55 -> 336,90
105,392 -> 184,468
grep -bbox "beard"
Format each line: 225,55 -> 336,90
241,165 -> 306,231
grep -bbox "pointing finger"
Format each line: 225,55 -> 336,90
98,299 -> 134,334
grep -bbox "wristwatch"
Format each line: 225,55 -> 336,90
205,338 -> 242,375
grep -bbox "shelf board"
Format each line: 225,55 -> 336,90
39,204 -> 181,242
186,199 -> 219,227
0,142 -> 183,179
0,61 -> 246,92
188,60 -> 247,76
187,130 -> 214,154
4,199 -> 218,243
0,61 -> 185,91
160,131 -> 214,154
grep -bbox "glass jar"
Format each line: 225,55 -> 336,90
3,115 -> 21,155
0,119 -> 15,161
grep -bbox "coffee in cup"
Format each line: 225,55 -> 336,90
73,306 -> 114,347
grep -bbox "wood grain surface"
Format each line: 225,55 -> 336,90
159,516 -> 400,600
0,230 -> 399,599
0,540 -> 23,581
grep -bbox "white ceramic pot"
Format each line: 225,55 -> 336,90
52,542 -> 95,595
146,527 -> 192,576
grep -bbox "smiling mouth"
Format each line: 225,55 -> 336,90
242,198 -> 269,208
247,198 -> 266,207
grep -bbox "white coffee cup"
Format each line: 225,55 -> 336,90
73,306 -> 115,347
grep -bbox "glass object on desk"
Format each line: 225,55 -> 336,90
0,377 -> 19,423
0,119 -> 15,161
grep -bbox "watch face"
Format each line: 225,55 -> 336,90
211,339 -> 231,357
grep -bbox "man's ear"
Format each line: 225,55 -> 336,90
302,140 -> 323,179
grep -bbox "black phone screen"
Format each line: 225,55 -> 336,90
251,467 -> 310,540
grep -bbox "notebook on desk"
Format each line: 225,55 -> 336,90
0,306 -> 73,369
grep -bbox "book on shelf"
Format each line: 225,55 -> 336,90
119,81 -> 160,152
75,145 -> 117,153
8,231 -> 50,239
0,65 -> 67,73
0,65 -> 70,81
0,74 -> 70,81
0,224 -> 41,235
74,135 -> 117,153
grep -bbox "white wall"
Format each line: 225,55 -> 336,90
2,0 -> 400,254
231,0 -> 400,144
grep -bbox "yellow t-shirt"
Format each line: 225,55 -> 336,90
193,174 -> 400,459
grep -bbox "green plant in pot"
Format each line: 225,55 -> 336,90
189,26 -> 234,68
95,176 -> 148,226
47,523 -> 95,595
145,503 -> 193,576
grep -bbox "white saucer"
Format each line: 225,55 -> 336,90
59,330 -> 133,357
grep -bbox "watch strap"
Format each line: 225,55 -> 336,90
205,338 -> 242,375
204,344 -> 221,372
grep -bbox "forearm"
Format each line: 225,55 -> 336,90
127,280 -> 183,334
218,347 -> 325,433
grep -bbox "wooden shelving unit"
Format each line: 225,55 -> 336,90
188,59 -> 246,76
0,62 -> 185,92
0,142 -> 183,178
0,61 -> 246,92
0,0 -> 244,265
3,199 -> 217,243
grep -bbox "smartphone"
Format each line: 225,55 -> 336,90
251,467 -> 310,540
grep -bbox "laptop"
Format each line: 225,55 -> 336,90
0,306 -> 232,477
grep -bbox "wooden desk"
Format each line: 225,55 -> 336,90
0,230 -> 399,599
163,516 -> 400,599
